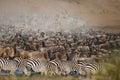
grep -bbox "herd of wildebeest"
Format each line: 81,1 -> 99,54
0,25 -> 119,78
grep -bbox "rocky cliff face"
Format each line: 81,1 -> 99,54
0,0 -> 120,32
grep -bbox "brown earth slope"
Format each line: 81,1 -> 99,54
0,0 -> 120,32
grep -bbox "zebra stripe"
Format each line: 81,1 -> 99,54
19,59 -> 60,75
0,58 -> 20,75
50,59 -> 85,75
45,61 -> 61,75
13,57 -> 23,64
50,59 -> 66,75
26,59 -> 41,69
85,62 -> 102,74
77,60 -> 102,75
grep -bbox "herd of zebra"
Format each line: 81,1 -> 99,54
0,57 -> 103,77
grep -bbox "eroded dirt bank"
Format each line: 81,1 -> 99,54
0,0 -> 120,32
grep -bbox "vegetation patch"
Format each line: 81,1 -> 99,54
96,50 -> 120,80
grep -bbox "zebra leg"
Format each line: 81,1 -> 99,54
85,71 -> 92,79
24,68 -> 31,76
10,70 -> 15,75
52,71 -> 56,75
61,71 -> 67,76
52,72 -> 56,75
44,71 -> 48,76
0,68 -> 2,72
40,71 -> 44,75
49,71 -> 55,76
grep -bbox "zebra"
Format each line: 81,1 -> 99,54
0,58 -> 21,75
44,61 -> 61,75
13,57 -> 23,63
50,59 -> 86,76
18,58 -> 61,76
77,60 -> 103,77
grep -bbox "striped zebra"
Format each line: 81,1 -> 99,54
13,57 -> 23,64
50,59 -> 86,76
0,58 -> 21,75
77,60 -> 103,77
19,58 -> 61,76
45,61 -> 61,75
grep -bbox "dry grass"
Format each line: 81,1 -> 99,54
95,50 -> 120,80
0,74 -> 80,80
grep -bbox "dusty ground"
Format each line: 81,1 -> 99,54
0,0 -> 120,32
